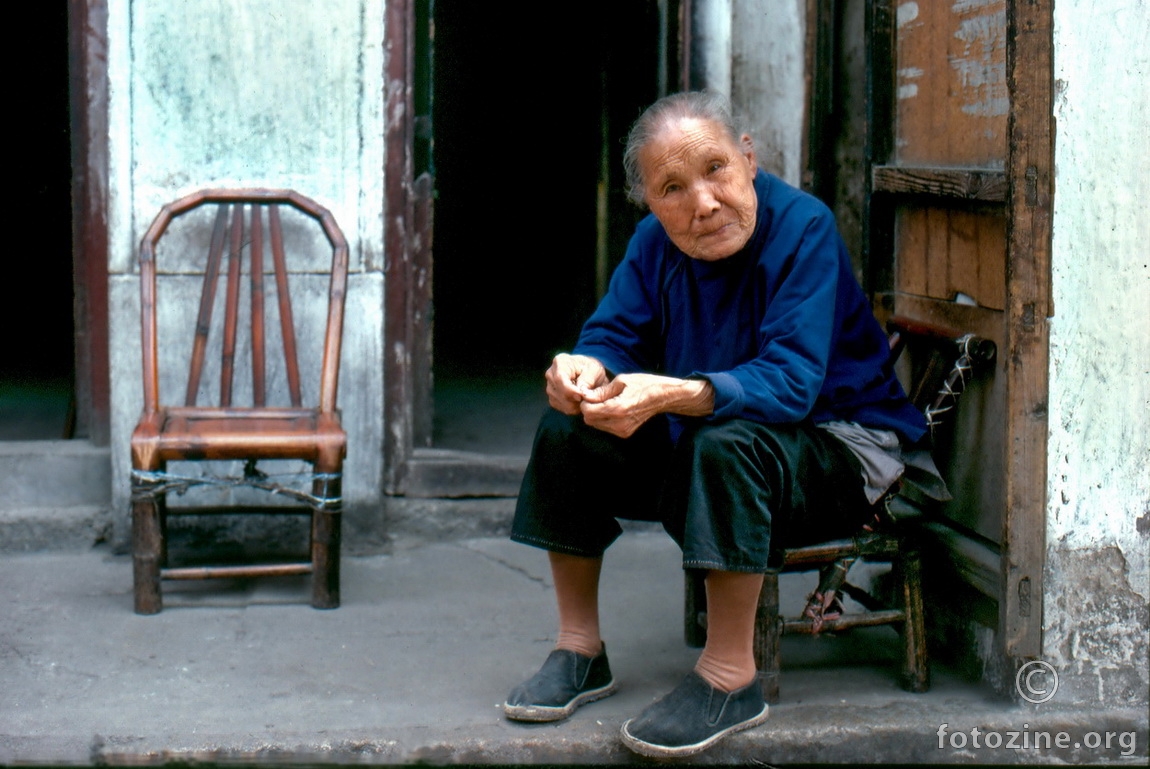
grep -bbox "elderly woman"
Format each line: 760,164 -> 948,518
502,91 -> 926,758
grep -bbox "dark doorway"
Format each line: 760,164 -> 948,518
1,3 -> 76,440
428,2 -> 668,455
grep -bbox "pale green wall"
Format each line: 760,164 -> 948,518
1046,0 -> 1149,706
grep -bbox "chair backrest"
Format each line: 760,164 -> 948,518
138,189 -> 349,416
886,315 -> 997,440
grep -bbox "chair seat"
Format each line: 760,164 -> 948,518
131,407 -> 346,468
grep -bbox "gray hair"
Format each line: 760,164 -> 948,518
622,90 -> 746,208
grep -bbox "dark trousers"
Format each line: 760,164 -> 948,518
511,410 -> 874,572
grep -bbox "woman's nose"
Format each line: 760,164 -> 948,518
691,183 -> 721,217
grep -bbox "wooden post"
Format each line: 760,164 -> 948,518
683,569 -> 708,648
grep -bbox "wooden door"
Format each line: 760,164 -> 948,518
865,0 -> 1049,668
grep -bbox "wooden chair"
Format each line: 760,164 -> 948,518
684,316 -> 997,703
130,189 -> 349,615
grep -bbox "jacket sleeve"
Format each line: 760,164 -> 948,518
572,218 -> 665,375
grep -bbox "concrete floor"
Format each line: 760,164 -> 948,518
3,530 -> 1146,767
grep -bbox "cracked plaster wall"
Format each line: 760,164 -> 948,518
1047,0 -> 1149,708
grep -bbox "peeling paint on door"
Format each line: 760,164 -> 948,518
897,66 -> 924,100
897,2 -> 919,28
895,0 -> 1006,166
951,7 -> 1008,117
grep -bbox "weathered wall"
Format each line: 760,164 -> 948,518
695,0 -> 807,186
105,0 -> 386,545
731,0 -> 806,184
1047,0 -> 1149,707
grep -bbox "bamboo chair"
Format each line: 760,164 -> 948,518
684,316 -> 997,703
130,189 -> 349,615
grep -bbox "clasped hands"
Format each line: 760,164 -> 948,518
545,353 -> 714,439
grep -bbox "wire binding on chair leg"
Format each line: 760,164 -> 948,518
802,559 -> 854,634
129,468 -> 343,510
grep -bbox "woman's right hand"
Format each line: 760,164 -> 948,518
544,353 -> 609,415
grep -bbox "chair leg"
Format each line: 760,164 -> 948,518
684,568 -> 708,648
131,475 -> 164,615
754,570 -> 782,705
898,543 -> 930,692
310,472 -> 341,609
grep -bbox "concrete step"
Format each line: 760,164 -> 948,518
0,440 -> 112,552
0,505 -> 112,552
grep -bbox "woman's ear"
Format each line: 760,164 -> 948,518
739,133 -> 757,168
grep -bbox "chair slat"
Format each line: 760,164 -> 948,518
219,204 -> 245,406
268,205 -> 303,407
250,204 -> 267,406
185,205 -> 231,406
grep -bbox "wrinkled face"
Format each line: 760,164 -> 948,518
638,117 -> 758,261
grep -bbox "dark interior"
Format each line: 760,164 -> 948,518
429,1 -> 665,453
1,3 -> 75,440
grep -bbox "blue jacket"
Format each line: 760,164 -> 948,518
574,170 -> 926,444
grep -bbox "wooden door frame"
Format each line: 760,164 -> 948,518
384,0 -> 448,496
1001,0 -> 1051,659
384,0 -> 527,497
383,0 -> 414,495
69,0 -> 111,446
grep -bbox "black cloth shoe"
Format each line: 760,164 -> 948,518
503,646 -> 617,722
620,671 -> 768,757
